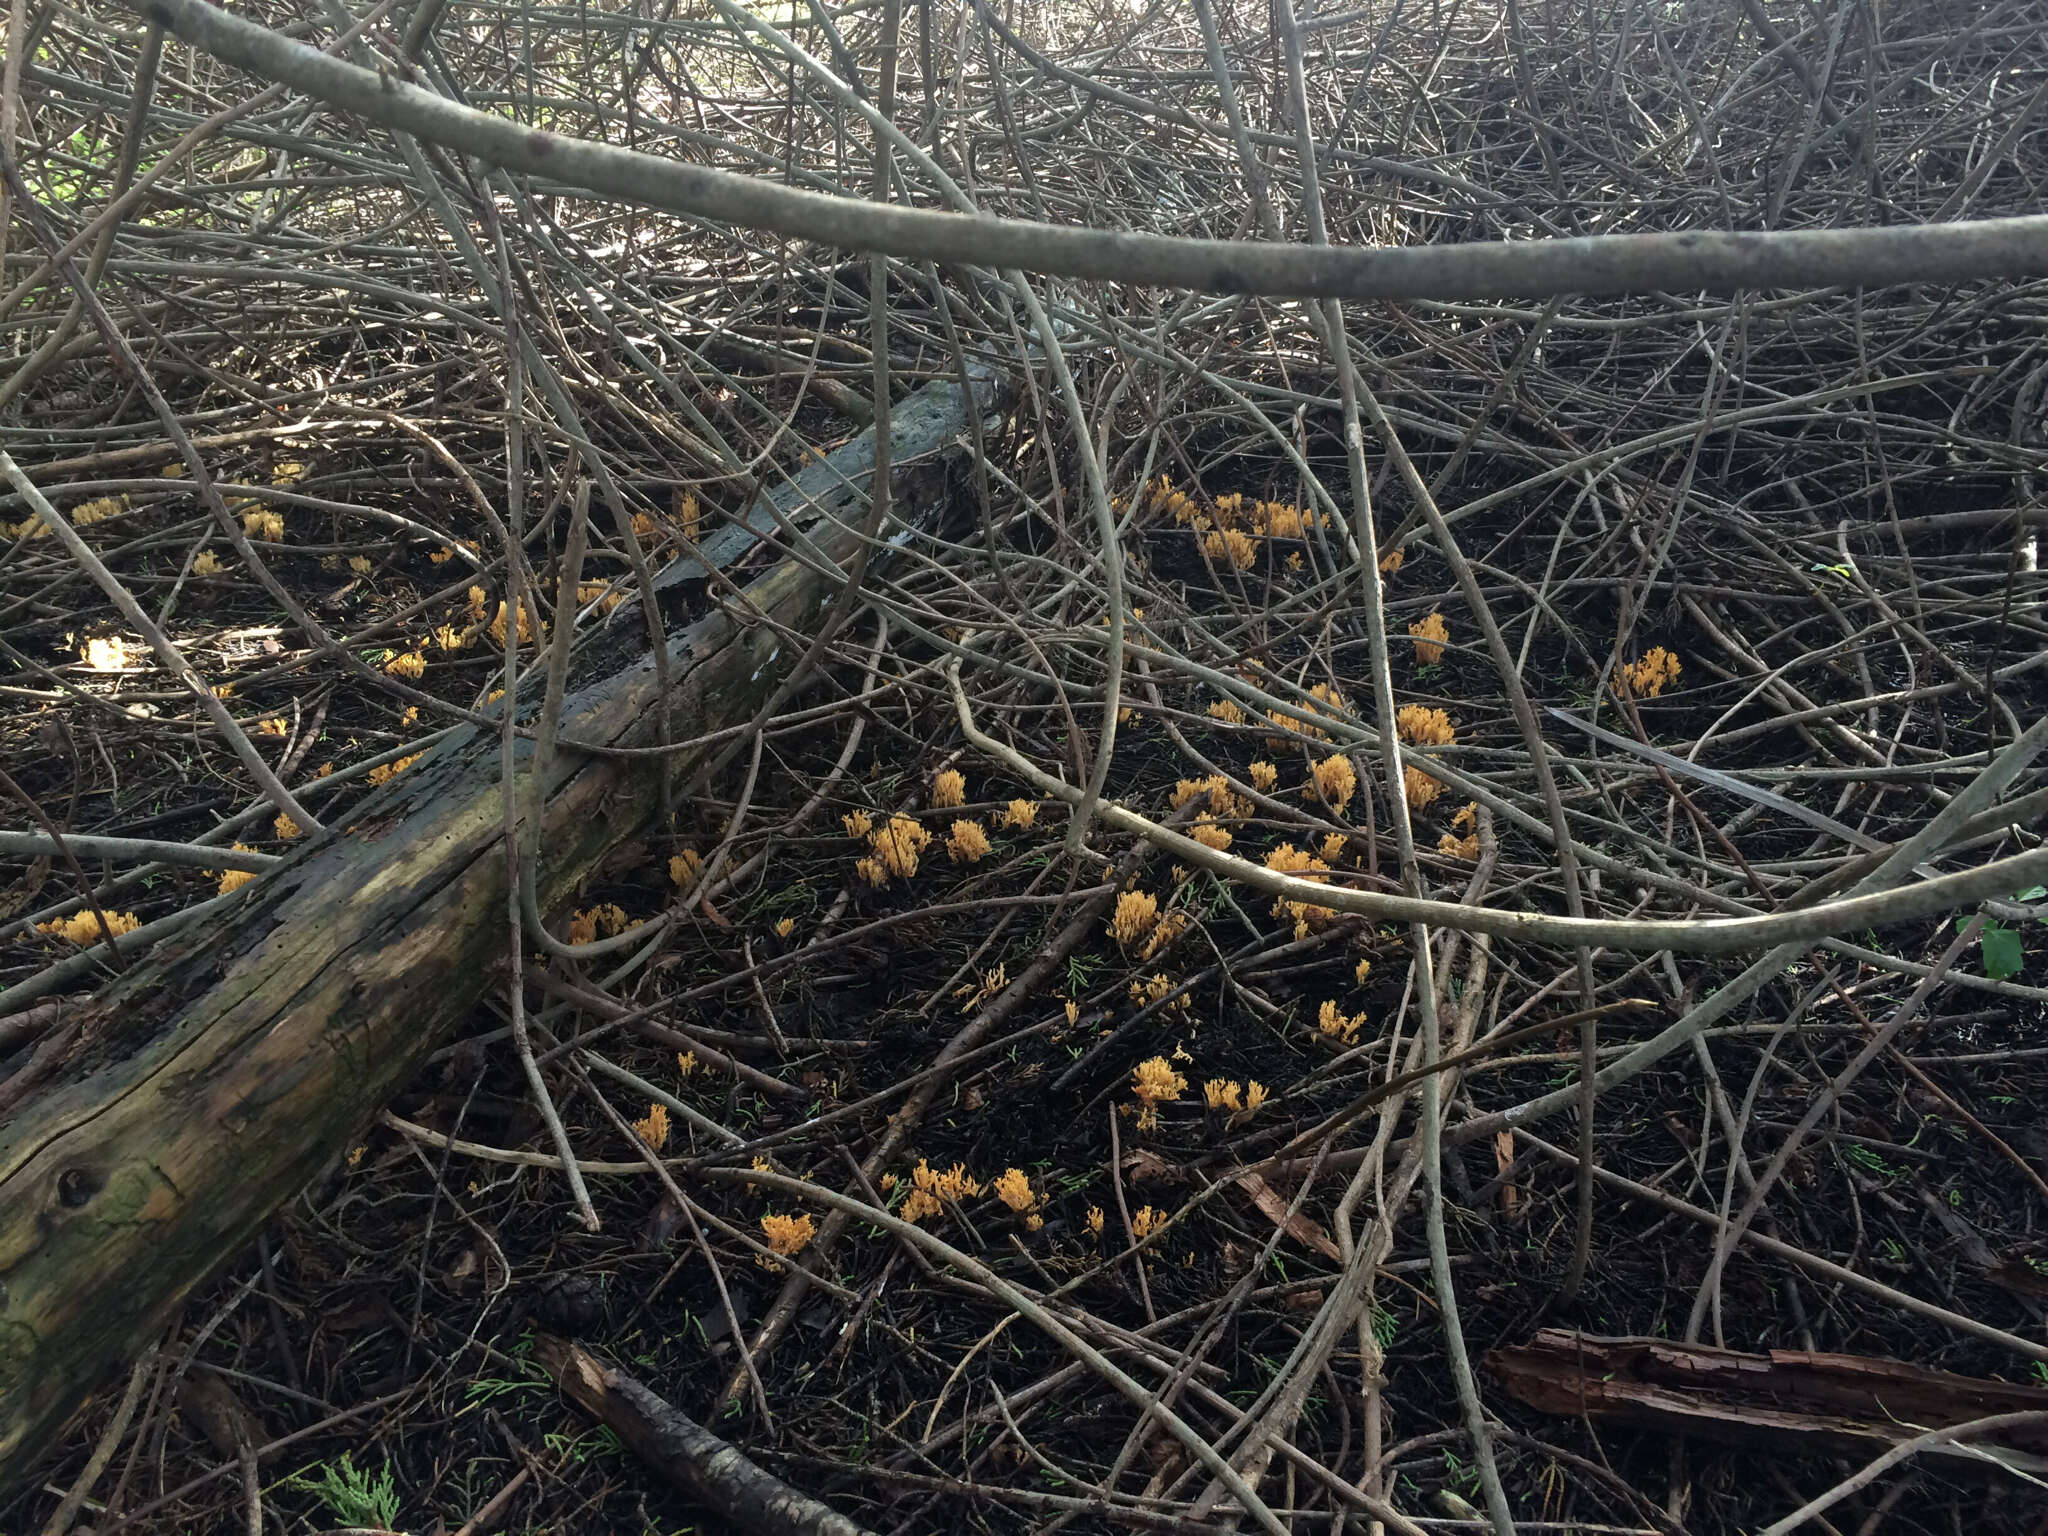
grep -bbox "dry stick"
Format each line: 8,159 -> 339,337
707,1165 -> 1291,1536
713,867 -> 1127,1414
0,454 -> 319,834
36,1343 -> 157,1536
1347,367 -> 1603,1304
0,768 -> 132,968
519,482 -> 666,963
570,1055 -> 773,1426
946,654 -> 2048,954
536,1334 -> 874,1536
1755,1410 -> 2048,1536
0,155 -> 499,781
1445,710 -> 2048,1152
1685,910 -> 1987,1343
112,0 -> 2048,302
1510,1129 -> 2048,1364
1188,836 -> 1502,1527
1270,4 -> 1510,1525
0,23 -> 162,417
686,0 -> 902,808
485,214 -> 596,1234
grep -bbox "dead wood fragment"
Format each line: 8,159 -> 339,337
1489,1329 -> 2048,1476
533,1332 -> 875,1536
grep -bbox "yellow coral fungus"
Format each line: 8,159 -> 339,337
1203,526 -> 1259,571
489,598 -> 540,648
1108,889 -> 1160,948
1208,698 -> 1248,725
1395,705 -> 1456,746
1204,1078 -> 1243,1112
38,909 -> 141,945
1086,1206 -> 1106,1236
385,650 -> 426,679
1264,842 -> 1337,935
670,848 -> 703,887
1318,999 -> 1365,1044
1247,760 -> 1279,792
1309,753 -> 1357,815
1621,646 -> 1682,698
633,1103 -> 670,1152
1404,766 -> 1445,812
82,636 -> 127,672
1188,817 -> 1232,853
1244,1081 -> 1269,1114
869,815 -> 932,880
774,916 -> 797,939
1131,1056 -> 1187,1131
760,1211 -> 816,1264
1257,501 -> 1315,539
1438,830 -> 1480,860
577,580 -> 627,616
1378,546 -> 1405,575
946,818 -> 991,864
568,904 -> 630,944
274,812 -> 301,840
241,508 -> 284,541
1002,799 -> 1039,831
932,768 -> 967,808
1170,774 -> 1253,821
70,495 -> 128,526
905,1163 -> 983,1220
367,753 -> 420,787
841,809 -> 873,839
1139,911 -> 1188,962
193,550 -> 225,576
1409,610 -> 1449,665
992,1167 -> 1035,1212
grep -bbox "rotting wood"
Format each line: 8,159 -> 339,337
1489,1329 -> 2048,1476
534,1332 -> 876,1536
0,365 -> 1006,1494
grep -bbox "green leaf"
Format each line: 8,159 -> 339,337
2015,885 -> 2046,903
1981,921 -> 2024,981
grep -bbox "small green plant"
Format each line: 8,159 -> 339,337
1961,893 -> 2040,980
1370,1305 -> 1399,1351
543,1425 -> 624,1464
288,1452 -> 400,1529
1843,1143 -> 1894,1177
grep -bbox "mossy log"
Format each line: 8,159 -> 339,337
0,366 -> 1002,1491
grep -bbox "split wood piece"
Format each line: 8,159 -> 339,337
1489,1329 -> 2048,1477
534,1332 -> 875,1536
0,367 -> 1004,1495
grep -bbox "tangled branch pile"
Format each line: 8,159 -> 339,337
4,0 -> 2047,1532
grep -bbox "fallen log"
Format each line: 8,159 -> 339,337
0,364 -> 1004,1493
1489,1329 -> 2048,1477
